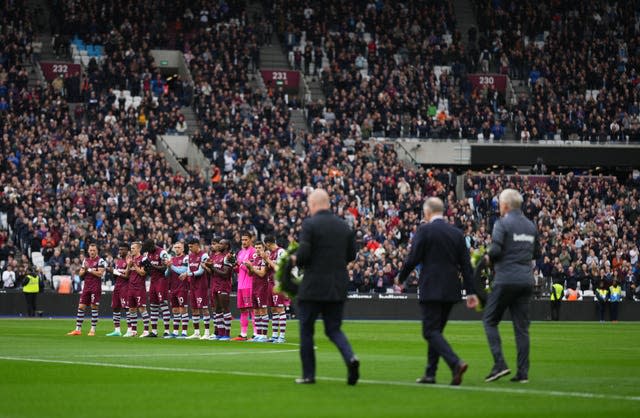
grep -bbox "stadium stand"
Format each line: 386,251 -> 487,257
0,0 -> 639,301
472,0 -> 640,142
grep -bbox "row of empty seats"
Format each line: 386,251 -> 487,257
70,38 -> 106,67
30,251 -> 52,283
71,38 -> 104,56
111,90 -> 159,110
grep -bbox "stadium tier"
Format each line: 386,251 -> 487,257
1,0 -> 640,305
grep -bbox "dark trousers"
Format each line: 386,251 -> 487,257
420,301 -> 460,377
24,292 -> 37,317
597,301 -> 607,321
609,302 -> 619,321
297,300 -> 354,379
483,284 -> 532,377
550,300 -> 561,320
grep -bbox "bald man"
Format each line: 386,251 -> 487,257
292,188 -> 359,385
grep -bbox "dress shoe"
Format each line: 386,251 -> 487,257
416,376 -> 436,384
347,357 -> 360,385
451,361 -> 468,386
295,377 -> 316,384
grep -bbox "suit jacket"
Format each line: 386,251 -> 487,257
399,218 -> 475,302
296,210 -> 357,302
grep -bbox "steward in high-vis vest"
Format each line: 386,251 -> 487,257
549,281 -> 563,321
609,280 -> 622,322
595,279 -> 609,322
22,270 -> 40,317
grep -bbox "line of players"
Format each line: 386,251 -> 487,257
66,232 -> 289,342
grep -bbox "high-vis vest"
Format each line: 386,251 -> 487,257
596,288 -> 608,302
609,285 -> 622,302
23,274 -> 39,293
550,283 -> 564,301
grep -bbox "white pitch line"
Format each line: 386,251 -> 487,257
0,356 -> 638,403
30,349 -> 299,358
0,334 -> 301,348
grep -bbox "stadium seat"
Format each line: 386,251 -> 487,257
42,265 -> 52,282
31,251 -> 44,268
55,276 -> 72,294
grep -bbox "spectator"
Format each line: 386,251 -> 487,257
609,279 -> 622,322
46,248 -> 66,276
2,265 -> 16,288
176,115 -> 188,134
595,279 -> 609,322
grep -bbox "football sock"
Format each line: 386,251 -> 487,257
149,303 -> 159,332
223,313 -> 232,336
113,311 -> 121,329
161,303 -> 171,331
193,314 -> 200,332
90,308 -> 99,329
142,310 -> 150,331
279,313 -> 287,338
213,313 -> 221,336
240,311 -> 249,337
203,312 -> 210,333
75,308 -> 84,331
252,314 -> 260,337
181,313 -> 189,332
173,312 -> 180,333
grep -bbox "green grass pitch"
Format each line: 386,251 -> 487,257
0,319 -> 638,417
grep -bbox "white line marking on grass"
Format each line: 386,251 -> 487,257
31,349 -> 299,359
0,334 -> 301,347
1,356 -> 638,403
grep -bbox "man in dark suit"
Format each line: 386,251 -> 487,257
398,197 -> 479,385
292,189 -> 359,385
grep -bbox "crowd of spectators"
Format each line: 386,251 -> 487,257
272,0 -> 510,141
49,1 -> 270,139
473,0 -> 640,142
0,72 -> 453,295
0,0 -> 36,104
2,1 -> 640,302
462,170 -> 640,300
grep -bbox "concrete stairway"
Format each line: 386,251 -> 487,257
290,108 -> 308,134
181,106 -> 201,136
452,0 -> 477,49
260,36 -> 289,68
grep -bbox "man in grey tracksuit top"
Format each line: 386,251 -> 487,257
483,188 -> 540,383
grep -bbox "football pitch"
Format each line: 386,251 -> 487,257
0,319 -> 638,418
